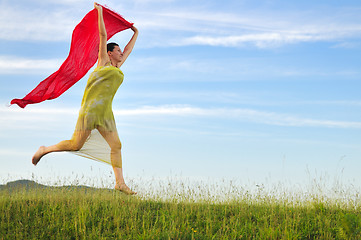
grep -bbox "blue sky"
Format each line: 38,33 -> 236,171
0,0 -> 360,190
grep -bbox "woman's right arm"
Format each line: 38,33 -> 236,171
117,26 -> 139,68
94,3 -> 109,67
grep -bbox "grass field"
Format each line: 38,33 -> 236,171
1,179 -> 361,239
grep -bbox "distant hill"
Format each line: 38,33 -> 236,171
0,179 -> 46,190
0,179 -> 94,190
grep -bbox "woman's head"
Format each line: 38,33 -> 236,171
107,42 -> 123,63
107,42 -> 119,52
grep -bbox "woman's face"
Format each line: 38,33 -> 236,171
109,46 -> 123,63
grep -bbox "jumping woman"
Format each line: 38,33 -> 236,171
31,3 -> 138,195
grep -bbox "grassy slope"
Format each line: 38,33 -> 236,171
1,183 -> 361,239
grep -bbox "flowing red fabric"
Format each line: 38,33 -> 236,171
11,5 -> 133,108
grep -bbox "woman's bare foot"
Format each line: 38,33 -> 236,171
115,183 -> 137,195
32,146 -> 46,166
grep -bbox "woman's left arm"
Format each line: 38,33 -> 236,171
118,26 -> 139,68
94,2 -> 109,67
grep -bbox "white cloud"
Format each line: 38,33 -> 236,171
331,41 -> 361,49
0,148 -> 33,157
177,33 -> 322,48
2,2 -> 361,49
0,56 -> 62,74
0,5 -> 82,42
2,105 -> 360,129
34,0 -> 89,4
140,106 -> 361,129
1,54 -> 360,80
132,8 -> 361,48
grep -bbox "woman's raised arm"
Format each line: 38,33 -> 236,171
117,26 -> 139,68
94,2 -> 109,67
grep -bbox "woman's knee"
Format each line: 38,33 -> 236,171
111,141 -> 122,153
68,131 -> 89,151
71,142 -> 83,151
66,139 -> 84,151
62,140 -> 81,151
56,140 -> 82,151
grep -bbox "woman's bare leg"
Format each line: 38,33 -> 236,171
97,127 -> 136,195
32,130 -> 91,165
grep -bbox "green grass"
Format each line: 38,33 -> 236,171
1,181 -> 361,239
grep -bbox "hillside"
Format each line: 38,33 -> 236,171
0,179 -> 92,190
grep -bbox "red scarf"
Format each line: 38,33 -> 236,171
11,5 -> 133,108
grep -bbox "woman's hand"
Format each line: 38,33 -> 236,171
94,2 -> 102,12
118,25 -> 138,68
131,25 -> 138,33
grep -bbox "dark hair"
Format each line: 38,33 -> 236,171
107,42 -> 119,52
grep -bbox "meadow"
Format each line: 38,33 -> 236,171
1,178 -> 361,239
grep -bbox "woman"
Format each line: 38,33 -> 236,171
32,3 -> 138,195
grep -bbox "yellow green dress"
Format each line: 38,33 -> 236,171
72,65 -> 124,165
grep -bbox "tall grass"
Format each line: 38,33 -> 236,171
1,177 -> 361,239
